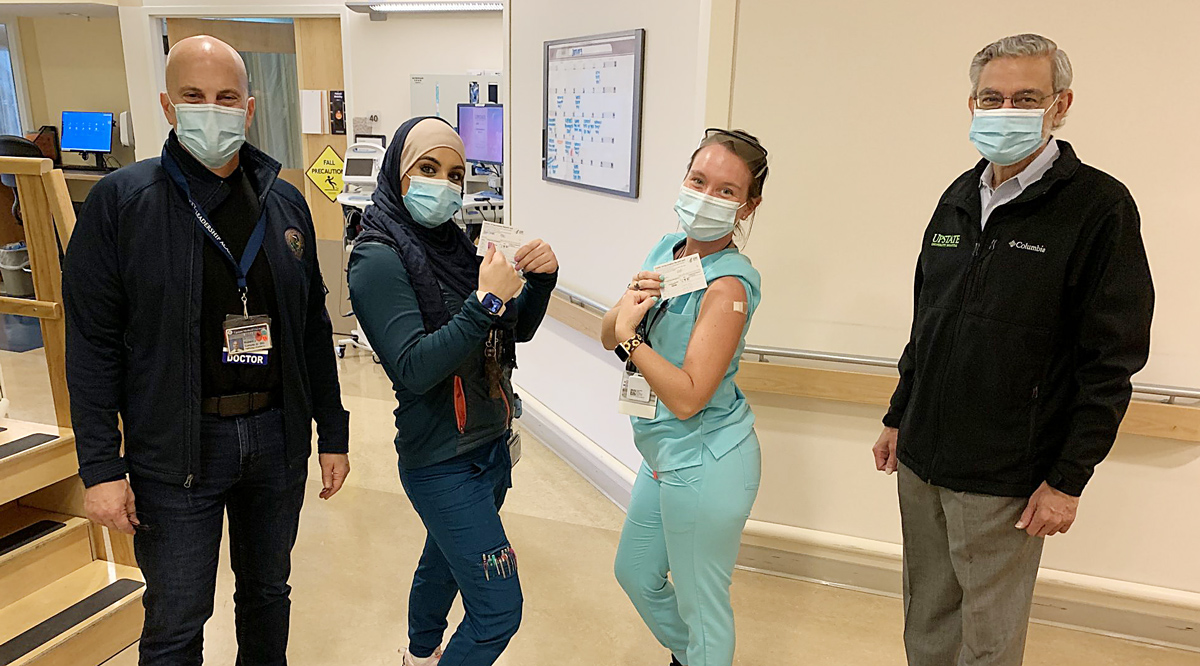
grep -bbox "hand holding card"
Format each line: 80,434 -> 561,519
654,254 -> 708,299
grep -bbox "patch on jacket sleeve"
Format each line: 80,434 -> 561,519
285,227 -> 305,259
481,544 -> 517,581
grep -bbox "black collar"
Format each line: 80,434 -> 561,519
164,132 -> 282,212
942,139 -> 1083,214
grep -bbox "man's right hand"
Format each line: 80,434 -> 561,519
873,426 -> 899,475
84,479 -> 139,535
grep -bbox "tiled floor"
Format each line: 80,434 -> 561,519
1,347 -> 1195,665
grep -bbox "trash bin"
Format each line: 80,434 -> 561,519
0,242 -> 34,297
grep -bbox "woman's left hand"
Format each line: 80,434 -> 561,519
614,290 -> 657,342
515,239 -> 558,274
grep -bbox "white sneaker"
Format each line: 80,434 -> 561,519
402,647 -> 443,666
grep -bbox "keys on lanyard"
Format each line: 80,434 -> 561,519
161,150 -> 273,366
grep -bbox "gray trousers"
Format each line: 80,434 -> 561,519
898,464 -> 1045,666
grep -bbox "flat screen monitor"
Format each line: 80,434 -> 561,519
61,111 -> 114,154
457,104 -> 503,165
344,157 -> 375,178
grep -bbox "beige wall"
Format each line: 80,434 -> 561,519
18,16 -> 135,167
731,0 -> 1199,387
726,0 -> 1200,594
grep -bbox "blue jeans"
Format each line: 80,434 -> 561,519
399,435 -> 522,666
130,409 -> 308,666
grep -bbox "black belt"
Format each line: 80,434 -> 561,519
200,392 -> 278,418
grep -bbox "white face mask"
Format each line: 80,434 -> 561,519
674,186 -> 743,241
172,102 -> 247,169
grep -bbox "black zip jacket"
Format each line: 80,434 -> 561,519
64,136 -> 350,488
884,141 -> 1153,497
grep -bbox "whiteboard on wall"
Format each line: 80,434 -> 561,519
542,29 -> 646,198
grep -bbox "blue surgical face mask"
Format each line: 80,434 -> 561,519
968,99 -> 1056,166
173,103 -> 247,170
403,175 -> 463,228
674,186 -> 743,242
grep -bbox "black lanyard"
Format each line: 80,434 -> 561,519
627,300 -> 670,373
161,150 -> 267,314
640,300 -> 668,341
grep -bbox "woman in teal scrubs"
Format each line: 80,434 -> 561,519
603,129 -> 769,666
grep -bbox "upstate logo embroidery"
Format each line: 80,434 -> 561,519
931,233 -> 961,248
285,228 -> 304,259
1010,240 -> 1046,254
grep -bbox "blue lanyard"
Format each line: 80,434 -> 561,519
161,150 -> 267,303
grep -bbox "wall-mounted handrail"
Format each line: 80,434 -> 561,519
554,285 -> 1200,402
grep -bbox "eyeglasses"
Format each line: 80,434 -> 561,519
973,91 -> 1061,111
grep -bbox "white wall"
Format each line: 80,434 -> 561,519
508,0 -> 732,470
344,11 -> 502,141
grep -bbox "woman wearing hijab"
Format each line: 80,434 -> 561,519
347,116 -> 558,666
603,129 -> 769,666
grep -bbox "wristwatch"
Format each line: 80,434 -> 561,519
480,292 -> 504,316
614,333 -> 644,362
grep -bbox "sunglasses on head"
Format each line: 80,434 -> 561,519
703,128 -> 768,161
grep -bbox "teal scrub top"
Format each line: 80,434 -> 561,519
630,233 -> 762,473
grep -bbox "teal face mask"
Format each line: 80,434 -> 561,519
403,175 -> 463,228
674,186 -> 743,242
173,103 -> 247,170
968,100 -> 1055,166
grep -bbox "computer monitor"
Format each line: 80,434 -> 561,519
457,104 -> 503,165
61,111 -> 114,157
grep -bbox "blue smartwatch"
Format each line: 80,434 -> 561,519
480,292 -> 504,316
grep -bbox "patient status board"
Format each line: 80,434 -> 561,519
543,29 -> 646,198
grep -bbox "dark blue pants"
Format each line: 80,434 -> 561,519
399,435 -> 522,666
130,409 -> 307,666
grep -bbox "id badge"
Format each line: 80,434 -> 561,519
222,347 -> 270,366
224,314 -> 273,354
618,370 -> 659,419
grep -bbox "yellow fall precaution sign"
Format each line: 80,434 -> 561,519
307,146 -> 344,203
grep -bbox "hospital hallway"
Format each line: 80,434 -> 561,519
0,346 -> 1193,666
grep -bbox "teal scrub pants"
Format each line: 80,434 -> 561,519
614,434 -> 761,666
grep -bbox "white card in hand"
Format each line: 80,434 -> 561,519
654,254 -> 708,299
477,222 -> 526,259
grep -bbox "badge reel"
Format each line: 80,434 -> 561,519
223,292 -> 273,365
618,363 -> 659,419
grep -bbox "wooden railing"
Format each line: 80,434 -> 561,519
548,288 -> 1200,443
0,157 -> 75,428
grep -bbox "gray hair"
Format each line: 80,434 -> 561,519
969,34 -> 1073,95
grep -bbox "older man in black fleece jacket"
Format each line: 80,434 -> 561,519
871,34 -> 1154,666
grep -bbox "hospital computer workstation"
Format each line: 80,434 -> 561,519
61,111 -> 117,172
